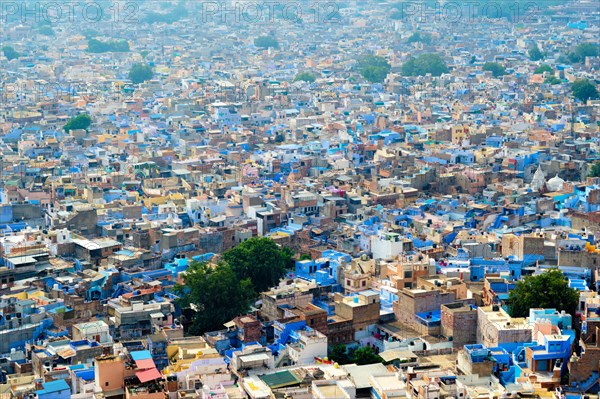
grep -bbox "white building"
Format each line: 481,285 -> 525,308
371,232 -> 407,261
288,328 -> 328,365
72,321 -> 113,345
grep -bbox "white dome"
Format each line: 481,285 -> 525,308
546,175 -> 565,192
530,166 -> 546,191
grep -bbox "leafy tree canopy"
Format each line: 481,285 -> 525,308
329,344 -> 352,365
402,53 -> 448,77
353,346 -> 384,365
566,42 -> 599,63
129,63 -> 154,85
407,32 -> 432,44
572,79 -> 599,102
529,45 -> 545,61
2,46 -> 19,61
508,269 -> 579,318
534,64 -> 553,74
294,72 -> 317,83
329,345 -> 383,365
255,36 -> 279,49
175,261 -> 254,335
544,76 -> 561,85
222,237 -> 292,293
63,114 -> 92,132
87,38 -> 130,53
482,62 -> 506,77
357,55 -> 391,83
590,162 -> 600,178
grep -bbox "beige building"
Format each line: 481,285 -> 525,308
334,290 -> 380,338
476,305 -> 532,348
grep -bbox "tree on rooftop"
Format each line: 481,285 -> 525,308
567,42 -> 599,63
329,343 -> 352,365
2,46 -> 19,61
222,237 -> 291,294
87,38 -> 130,53
401,53 -> 448,77
589,162 -> 600,178
294,72 -> 317,83
533,64 -> 553,75
572,79 -> 599,102
508,269 -> 579,318
254,36 -> 279,49
356,55 -> 391,83
128,63 -> 154,85
529,45 -> 545,61
544,76 -> 561,85
352,346 -> 384,365
63,114 -> 92,132
407,32 -> 432,44
175,261 -> 254,335
482,62 -> 506,77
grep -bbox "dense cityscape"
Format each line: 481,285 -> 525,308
0,0 -> 599,398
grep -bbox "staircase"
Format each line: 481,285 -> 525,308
578,371 -> 599,393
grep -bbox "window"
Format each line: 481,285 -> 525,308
362,280 -> 366,287
105,382 -> 109,387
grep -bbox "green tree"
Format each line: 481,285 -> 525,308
222,237 -> 290,293
544,76 -> 561,85
557,54 -> 570,64
128,63 -> 154,84
175,261 -> 254,335
508,269 -> 579,318
402,53 -> 448,77
254,36 -> 279,49
572,79 -> 599,102
356,55 -> 391,83
280,246 -> 295,270
589,162 -> 600,178
299,254 -> 312,261
529,45 -> 545,61
63,114 -> 92,132
534,64 -> 553,74
482,62 -> 506,77
407,32 -> 432,44
352,346 -> 384,365
329,343 -> 352,365
294,72 -> 317,83
2,46 -> 19,61
567,42 -> 599,63
87,38 -> 130,53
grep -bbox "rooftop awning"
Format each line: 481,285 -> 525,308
130,350 -> 152,361
135,358 -> 156,370
136,368 -> 162,383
